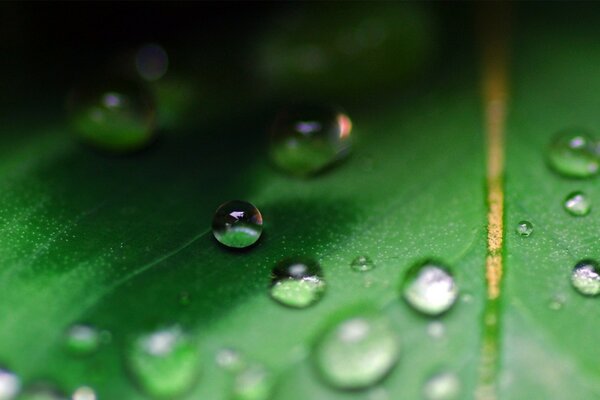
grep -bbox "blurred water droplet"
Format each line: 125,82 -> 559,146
269,257 -> 326,308
269,105 -> 352,176
427,321 -> 445,339
216,348 -> 244,372
232,364 -> 272,400
71,386 -> 96,400
571,260 -> 600,296
351,255 -> 375,272
515,220 -> 533,237
314,314 -> 399,390
423,371 -> 461,400
547,130 -> 599,178
65,325 -> 100,356
564,191 -> 591,216
548,294 -> 566,310
18,384 -> 66,400
127,326 -> 200,398
401,261 -> 458,316
212,201 -> 263,249
0,368 -> 20,400
136,44 -> 169,81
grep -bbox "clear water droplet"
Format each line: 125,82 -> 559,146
231,364 -> 272,400
516,220 -> 533,237
0,368 -> 20,400
547,130 -> 599,178
64,325 -> 100,356
216,348 -> 244,372
269,257 -> 326,308
401,261 -> 458,316
269,105 -> 352,176
314,314 -> 399,390
68,79 -> 156,152
212,201 -> 263,249
71,386 -> 96,400
127,326 -> 200,398
351,255 -> 375,272
423,371 -> 461,400
571,260 -> 600,296
564,191 -> 591,216
136,44 -> 169,81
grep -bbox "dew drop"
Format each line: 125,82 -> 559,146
269,105 -> 352,176
515,220 -> 533,237
127,326 -> 200,398
231,364 -> 272,400
68,79 -> 156,152
426,321 -> 445,340
423,371 -> 461,400
212,201 -> 263,249
314,314 -> 399,390
351,255 -> 375,272
547,130 -> 599,178
0,368 -> 20,400
64,325 -> 100,356
564,191 -> 591,216
71,386 -> 96,400
401,261 -> 458,316
571,260 -> 600,296
269,257 -> 326,308
216,348 -> 244,372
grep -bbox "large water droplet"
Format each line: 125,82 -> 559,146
401,261 -> 458,316
516,220 -> 533,237
231,364 -> 272,400
64,325 -> 100,356
564,191 -> 591,216
68,79 -> 156,152
0,368 -> 20,400
571,260 -> 600,296
71,386 -> 96,400
547,130 -> 599,178
314,314 -> 399,390
212,201 -> 263,249
269,105 -> 352,176
269,257 -> 326,308
351,255 -> 375,272
423,371 -> 460,400
127,326 -> 200,398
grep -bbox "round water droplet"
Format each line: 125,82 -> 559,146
136,44 -> 169,81
571,260 -> 600,296
231,364 -> 272,400
269,105 -> 352,176
71,386 -> 96,400
68,78 -> 156,153
423,371 -> 460,400
427,321 -> 445,339
216,348 -> 244,372
516,220 -> 533,237
127,326 -> 200,398
564,191 -> 591,216
212,201 -> 263,249
0,368 -> 20,400
314,314 -> 399,390
64,325 -> 100,356
547,130 -> 599,178
401,261 -> 458,316
269,257 -> 326,308
351,255 -> 375,272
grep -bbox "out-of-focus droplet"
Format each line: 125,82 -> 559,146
64,325 -> 101,356
136,44 -> 169,81
516,220 -> 533,237
0,368 -> 20,400
216,348 -> 244,372
401,261 -> 458,316
423,371 -> 461,400
564,191 -> 591,216
269,105 -> 352,176
351,255 -> 375,272
212,201 -> 263,249
269,257 -> 326,308
71,386 -> 96,400
17,384 -> 67,400
231,364 -> 272,400
571,260 -> 600,296
547,130 -> 599,178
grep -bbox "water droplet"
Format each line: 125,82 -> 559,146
351,255 -> 375,272
212,201 -> 263,249
216,348 -> 244,372
71,386 -> 96,400
17,384 -> 66,400
269,257 -> 326,308
68,79 -> 156,152
269,105 -> 352,176
0,368 -> 20,400
564,191 -> 591,216
127,326 -> 200,398
516,220 -> 533,237
571,260 -> 600,296
136,44 -> 169,81
548,294 -> 566,310
427,321 -> 445,339
314,314 -> 399,390
401,261 -> 458,316
231,364 -> 272,400
547,130 -> 599,178
423,371 -> 461,400
64,325 -> 100,356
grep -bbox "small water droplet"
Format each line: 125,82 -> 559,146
516,220 -> 533,237
401,261 -> 458,316
351,256 -> 375,272
231,364 -> 272,400
423,371 -> 461,400
127,326 -> 200,398
269,257 -> 326,308
269,105 -> 352,176
0,368 -> 20,400
212,201 -> 263,249
71,386 -> 96,400
548,294 -> 566,310
216,348 -> 244,372
564,191 -> 591,216
314,314 -> 399,390
64,325 -> 101,356
136,44 -> 169,81
427,321 -> 445,339
547,130 -> 599,178
571,260 -> 600,296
